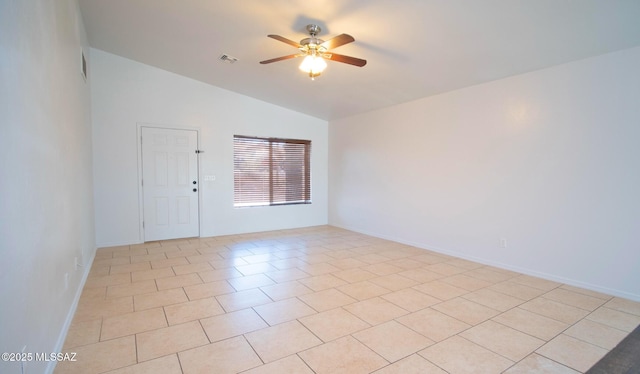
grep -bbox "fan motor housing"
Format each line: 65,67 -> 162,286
300,37 -> 325,47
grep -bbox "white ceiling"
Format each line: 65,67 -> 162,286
78,0 -> 640,121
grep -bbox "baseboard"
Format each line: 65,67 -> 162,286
331,223 -> 640,302
46,249 -> 97,374
95,239 -> 143,248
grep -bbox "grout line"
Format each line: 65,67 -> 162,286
70,227 -> 640,373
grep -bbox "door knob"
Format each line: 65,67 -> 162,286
193,188 -> 197,192
193,181 -> 197,184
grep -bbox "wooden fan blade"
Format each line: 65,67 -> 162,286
325,52 -> 367,67
259,54 -> 300,64
320,34 -> 355,50
267,35 -> 301,48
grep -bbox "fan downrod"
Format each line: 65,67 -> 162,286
300,24 -> 324,49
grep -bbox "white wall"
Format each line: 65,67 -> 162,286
0,1 -> 95,373
91,50 -> 328,247
329,46 -> 640,301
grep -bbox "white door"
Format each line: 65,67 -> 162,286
141,127 -> 199,241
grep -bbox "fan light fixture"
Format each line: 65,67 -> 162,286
299,54 -> 327,80
260,24 -> 366,81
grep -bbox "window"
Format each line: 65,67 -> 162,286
234,135 -> 311,207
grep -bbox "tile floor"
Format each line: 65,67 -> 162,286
54,226 -> 640,374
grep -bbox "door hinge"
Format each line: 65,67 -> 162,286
141,179 -> 144,186
142,221 -> 145,228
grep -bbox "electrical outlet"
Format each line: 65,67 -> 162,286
500,238 -> 508,248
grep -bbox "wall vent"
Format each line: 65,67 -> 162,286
218,54 -> 239,64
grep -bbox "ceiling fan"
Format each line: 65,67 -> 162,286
260,24 -> 367,80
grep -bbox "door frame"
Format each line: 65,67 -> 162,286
136,122 -> 202,243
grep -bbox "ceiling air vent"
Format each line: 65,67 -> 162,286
218,54 -> 239,64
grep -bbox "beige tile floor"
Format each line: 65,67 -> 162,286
55,226 -> 640,374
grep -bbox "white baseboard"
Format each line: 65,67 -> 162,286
46,249 -> 97,374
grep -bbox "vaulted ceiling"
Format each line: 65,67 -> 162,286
79,0 -> 640,120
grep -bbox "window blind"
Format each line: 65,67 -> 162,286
234,135 -> 311,207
